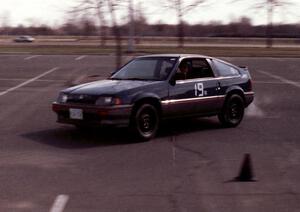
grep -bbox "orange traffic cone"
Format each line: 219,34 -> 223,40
235,153 -> 256,182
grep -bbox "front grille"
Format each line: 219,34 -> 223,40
66,94 -> 98,105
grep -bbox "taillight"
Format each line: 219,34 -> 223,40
249,79 -> 253,91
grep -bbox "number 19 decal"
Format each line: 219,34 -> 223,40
195,83 -> 204,97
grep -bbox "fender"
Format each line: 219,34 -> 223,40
131,92 -> 161,105
224,85 -> 247,105
225,85 -> 244,95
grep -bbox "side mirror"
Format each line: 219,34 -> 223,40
110,71 -> 117,77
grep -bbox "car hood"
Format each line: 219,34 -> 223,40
64,79 -> 159,95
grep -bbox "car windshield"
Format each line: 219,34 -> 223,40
110,57 -> 178,81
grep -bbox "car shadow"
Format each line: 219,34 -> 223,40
23,118 -> 224,149
22,126 -> 137,149
159,117 -> 224,138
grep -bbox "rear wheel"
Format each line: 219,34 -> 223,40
131,104 -> 159,141
218,94 -> 244,127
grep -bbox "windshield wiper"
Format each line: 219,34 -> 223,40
110,77 -> 161,81
109,77 -> 124,80
124,77 -> 146,80
123,78 -> 161,81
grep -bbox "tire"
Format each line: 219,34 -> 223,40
131,104 -> 159,141
218,94 -> 244,127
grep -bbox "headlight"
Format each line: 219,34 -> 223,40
57,93 -> 68,103
95,96 -> 122,106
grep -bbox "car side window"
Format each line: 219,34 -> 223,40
213,60 -> 240,77
159,60 -> 175,79
175,58 -> 214,81
190,59 -> 214,78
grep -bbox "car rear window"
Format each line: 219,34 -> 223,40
213,60 -> 240,77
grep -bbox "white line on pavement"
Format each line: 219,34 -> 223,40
0,67 -> 59,97
257,70 -> 300,88
49,195 -> 69,212
75,55 -> 86,61
24,55 -> 40,60
0,78 -> 64,83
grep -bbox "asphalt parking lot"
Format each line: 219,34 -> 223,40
0,54 -> 299,212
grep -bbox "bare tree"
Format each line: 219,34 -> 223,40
263,0 -> 293,47
60,22 -> 81,35
127,0 -> 135,52
106,0 -> 123,69
71,0 -> 108,46
81,17 -> 97,36
70,0 -> 123,68
231,0 -> 294,47
134,1 -> 148,44
95,0 -> 108,46
163,0 -> 208,47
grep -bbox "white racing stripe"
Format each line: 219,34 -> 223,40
253,81 -> 292,85
24,55 -> 40,60
49,195 -> 69,212
257,70 -> 300,88
75,55 -> 86,61
0,67 -> 59,97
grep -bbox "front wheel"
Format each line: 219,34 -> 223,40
218,94 -> 244,127
130,104 -> 159,141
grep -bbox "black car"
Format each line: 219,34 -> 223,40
53,54 -> 254,140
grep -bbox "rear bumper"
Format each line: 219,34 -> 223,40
52,102 -> 132,127
244,91 -> 254,107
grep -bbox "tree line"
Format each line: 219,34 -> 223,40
1,18 -> 300,38
0,0 -> 297,68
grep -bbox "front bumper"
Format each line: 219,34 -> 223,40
52,102 -> 132,127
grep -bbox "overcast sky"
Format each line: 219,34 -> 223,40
0,0 -> 299,27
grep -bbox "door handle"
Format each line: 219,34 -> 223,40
216,82 -> 221,91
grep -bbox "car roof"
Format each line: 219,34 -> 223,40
135,54 -> 242,70
137,54 -> 213,59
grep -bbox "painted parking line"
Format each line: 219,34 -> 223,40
0,67 -> 59,97
24,55 -> 40,60
0,78 -> 64,83
75,55 -> 86,61
257,70 -> 300,88
49,195 -> 69,212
